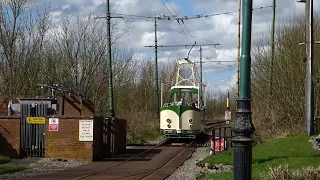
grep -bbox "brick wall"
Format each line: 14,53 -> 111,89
0,117 -> 127,161
0,96 -> 22,116
0,118 -> 20,158
56,96 -> 95,116
45,118 -> 95,162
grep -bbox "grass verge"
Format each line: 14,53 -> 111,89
0,164 -> 27,175
0,156 -> 28,175
201,134 -> 320,179
0,156 -> 10,165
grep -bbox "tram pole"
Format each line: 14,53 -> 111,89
154,18 -> 160,114
306,0 -> 314,136
269,0 -> 276,97
199,46 -> 203,104
297,0 -> 315,136
237,0 -> 241,100
232,0 -> 255,179
106,0 -> 115,119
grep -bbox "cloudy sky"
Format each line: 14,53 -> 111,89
33,0 -> 319,92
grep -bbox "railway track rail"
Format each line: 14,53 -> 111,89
205,120 -> 228,130
140,141 -> 195,180
28,138 -> 201,180
71,138 -> 170,180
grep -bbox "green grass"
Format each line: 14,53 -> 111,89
202,134 -> 320,180
0,164 -> 27,175
0,156 -> 10,165
0,156 -> 27,175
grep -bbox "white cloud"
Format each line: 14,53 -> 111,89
62,4 -> 70,10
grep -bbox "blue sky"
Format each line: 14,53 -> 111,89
31,0 -> 318,92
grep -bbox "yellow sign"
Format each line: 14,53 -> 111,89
26,117 -> 45,124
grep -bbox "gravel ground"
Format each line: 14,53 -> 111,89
166,147 -> 209,180
166,147 -> 233,180
0,158 -> 87,180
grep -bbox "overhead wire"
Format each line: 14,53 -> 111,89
111,5 -> 273,21
165,0 -> 197,44
114,5 -> 273,45
157,25 -> 217,44
160,0 -> 193,44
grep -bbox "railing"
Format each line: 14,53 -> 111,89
205,120 -> 227,130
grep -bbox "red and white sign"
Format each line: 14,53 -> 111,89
211,138 -> 225,152
49,118 -> 59,131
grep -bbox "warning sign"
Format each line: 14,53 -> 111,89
79,120 -> 93,141
26,117 -> 45,124
211,138 -> 225,152
49,118 -> 59,131
225,111 -> 231,121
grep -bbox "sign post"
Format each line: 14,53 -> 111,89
49,118 -> 59,131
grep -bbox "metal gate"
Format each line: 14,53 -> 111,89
20,103 -> 47,157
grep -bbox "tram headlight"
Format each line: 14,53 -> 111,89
167,124 -> 171,128
166,119 -> 172,123
189,124 -> 193,128
188,119 -> 193,123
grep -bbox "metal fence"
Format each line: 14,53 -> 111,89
20,103 -> 47,157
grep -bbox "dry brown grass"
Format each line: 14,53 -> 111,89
264,165 -> 320,180
119,111 -> 160,144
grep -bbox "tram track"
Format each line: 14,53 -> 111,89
140,141 -> 195,180
28,138 -> 169,180
27,138 -> 201,180
25,136 -> 211,180
104,141 -> 196,180
70,138 -> 170,180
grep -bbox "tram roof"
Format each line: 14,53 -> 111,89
169,86 -> 199,95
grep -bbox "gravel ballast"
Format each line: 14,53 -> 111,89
166,147 -> 233,180
0,158 -> 87,180
166,147 -> 209,180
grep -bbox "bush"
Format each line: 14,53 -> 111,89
120,111 -> 161,144
264,165 -> 320,180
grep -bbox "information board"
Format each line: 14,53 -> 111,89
79,120 -> 93,141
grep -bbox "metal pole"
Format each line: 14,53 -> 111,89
200,46 -> 203,104
306,0 -> 314,136
160,83 -> 163,108
106,0 -> 115,118
236,0 -> 241,99
269,0 -> 276,97
199,46 -> 205,121
155,18 -> 160,114
232,0 -> 255,179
